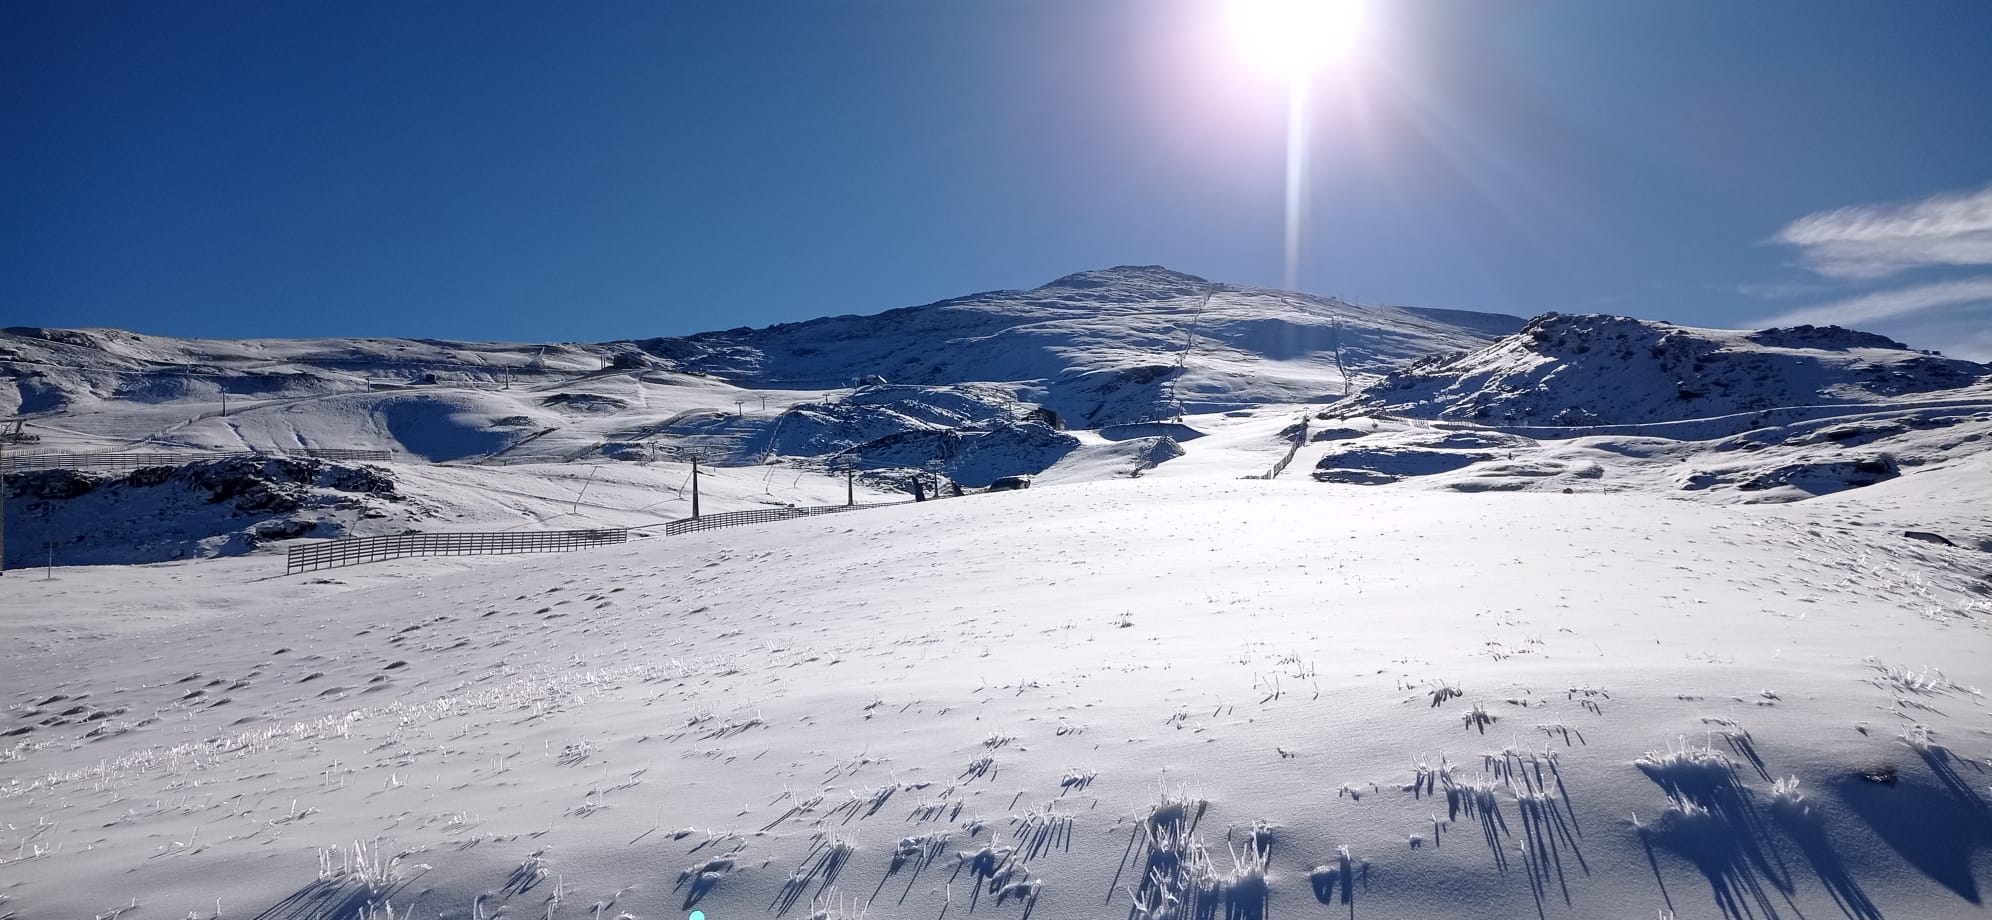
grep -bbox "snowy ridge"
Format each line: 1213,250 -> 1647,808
1288,313 -> 1992,503
633,266 -> 1521,425
1346,314 -> 1989,428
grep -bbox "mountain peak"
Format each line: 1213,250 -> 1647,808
1035,265 -> 1211,293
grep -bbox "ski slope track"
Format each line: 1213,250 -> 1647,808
3,267 -> 1992,919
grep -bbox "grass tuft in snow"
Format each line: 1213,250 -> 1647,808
1768,775 -> 1805,810
1308,844 -> 1361,907
1635,737 -> 1739,807
805,886 -> 869,920
1866,659 -> 1965,696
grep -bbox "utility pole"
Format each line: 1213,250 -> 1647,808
846,470 -> 854,507
735,399 -> 745,417
1,435 -> 7,576
45,541 -> 56,580
571,466 -> 599,514
760,396 -> 768,412
690,456 -> 702,519
221,389 -> 229,417
1333,315 -> 1348,397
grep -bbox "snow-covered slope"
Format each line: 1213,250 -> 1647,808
2,478 -> 1988,920
640,266 -> 1520,426
1290,398 -> 1992,502
3,267 -> 1520,448
3,267 -> 1527,566
1286,314 -> 1992,501
1347,314 -> 1988,429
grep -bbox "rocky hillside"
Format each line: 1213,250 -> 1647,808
4,456 -> 407,566
1345,314 -> 1988,428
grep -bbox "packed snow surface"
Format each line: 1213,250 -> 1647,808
4,477 -> 1990,919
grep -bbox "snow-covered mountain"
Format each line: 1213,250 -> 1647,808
3,266 -> 1529,564
1345,313 -> 1988,428
638,265 -> 1518,425
6,271 -> 1992,920
10,272 -> 1992,570
1294,314 -> 1992,503
2,266 -> 1518,432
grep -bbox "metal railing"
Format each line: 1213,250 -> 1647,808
663,502 -> 902,536
286,528 -> 628,575
3,449 -> 391,474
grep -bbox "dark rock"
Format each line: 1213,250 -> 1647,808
124,466 -> 176,487
17,469 -> 97,500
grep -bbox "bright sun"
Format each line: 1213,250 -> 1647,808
1228,0 -> 1366,79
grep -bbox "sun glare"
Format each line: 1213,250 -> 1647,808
1228,0 -> 1366,79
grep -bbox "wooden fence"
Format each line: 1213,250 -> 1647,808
663,502 -> 902,536
3,449 -> 391,475
1250,417 -> 1310,480
285,528 -> 628,575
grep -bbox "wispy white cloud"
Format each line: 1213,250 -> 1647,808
1733,281 -> 1830,301
1775,184 -> 1992,280
1755,276 -> 1992,329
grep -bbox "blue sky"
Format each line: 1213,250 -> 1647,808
6,1 -> 1992,358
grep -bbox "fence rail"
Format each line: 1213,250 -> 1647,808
279,502 -> 907,574
663,502 -> 902,536
1249,417 -> 1310,480
286,528 -> 628,575
3,449 -> 391,474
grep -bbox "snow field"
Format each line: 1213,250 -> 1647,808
3,478 -> 1989,918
